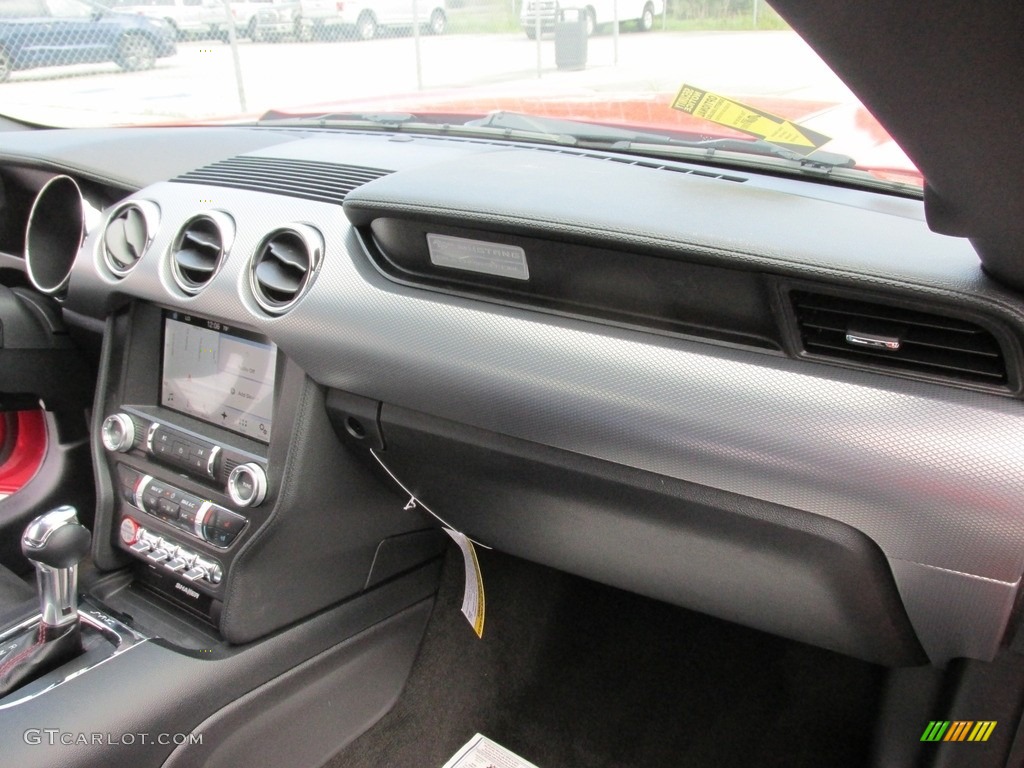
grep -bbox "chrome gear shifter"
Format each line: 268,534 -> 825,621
22,506 -> 91,628
0,506 -> 91,698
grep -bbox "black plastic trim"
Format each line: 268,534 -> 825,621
377,405 -> 927,667
356,218 -> 784,352
0,565 -> 439,768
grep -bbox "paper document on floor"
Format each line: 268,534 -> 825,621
442,733 -> 540,768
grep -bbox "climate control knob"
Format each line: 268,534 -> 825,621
227,463 -> 267,508
101,414 -> 136,453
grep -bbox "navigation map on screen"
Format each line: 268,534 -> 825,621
161,312 -> 277,443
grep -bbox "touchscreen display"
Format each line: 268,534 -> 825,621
161,311 -> 277,443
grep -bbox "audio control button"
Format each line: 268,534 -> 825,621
227,463 -> 267,507
101,414 -> 136,453
146,424 -> 219,479
237,474 -> 254,497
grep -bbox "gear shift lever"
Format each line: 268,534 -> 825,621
0,506 -> 91,697
22,505 -> 91,628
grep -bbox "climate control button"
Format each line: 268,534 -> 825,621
127,476 -> 248,548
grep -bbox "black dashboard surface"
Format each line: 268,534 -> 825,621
4,125 -> 1024,666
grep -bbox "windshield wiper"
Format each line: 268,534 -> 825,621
255,109 -> 921,193
465,112 -> 928,194
467,110 -> 857,170
257,110 -> 581,147
259,108 -> 857,167
261,109 -> 857,170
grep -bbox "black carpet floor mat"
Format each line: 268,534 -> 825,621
327,546 -> 885,768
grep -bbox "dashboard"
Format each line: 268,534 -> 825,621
4,124 -> 1024,667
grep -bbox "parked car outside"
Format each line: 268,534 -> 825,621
339,0 -> 447,41
520,0 -> 661,38
104,0 -> 231,40
249,0 -> 344,41
222,0 -> 266,38
0,0 -> 176,82
248,0 -> 445,42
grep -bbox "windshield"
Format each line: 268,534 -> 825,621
0,0 -> 922,189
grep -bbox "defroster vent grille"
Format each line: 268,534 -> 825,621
173,157 -> 392,205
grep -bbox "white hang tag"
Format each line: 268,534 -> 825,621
444,528 -> 485,639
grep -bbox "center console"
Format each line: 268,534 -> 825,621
95,309 -> 279,627
2,302 -> 446,768
90,301 -> 443,643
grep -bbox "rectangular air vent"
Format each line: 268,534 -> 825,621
173,157 -> 392,205
791,291 -> 1008,387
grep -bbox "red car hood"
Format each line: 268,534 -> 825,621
267,87 -> 922,187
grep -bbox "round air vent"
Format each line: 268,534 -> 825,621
169,211 -> 233,294
25,175 -> 92,296
249,225 -> 323,314
102,200 -> 159,277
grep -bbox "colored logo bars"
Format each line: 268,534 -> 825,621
921,721 -> 997,742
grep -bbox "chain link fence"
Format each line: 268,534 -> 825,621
0,0 -> 789,123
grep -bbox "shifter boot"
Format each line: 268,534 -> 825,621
0,621 -> 82,698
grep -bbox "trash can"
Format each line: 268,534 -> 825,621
554,8 -> 587,71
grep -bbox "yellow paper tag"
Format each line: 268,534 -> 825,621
672,84 -> 831,156
445,528 -> 485,638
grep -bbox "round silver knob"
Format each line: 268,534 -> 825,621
101,414 -> 135,453
227,463 -> 267,508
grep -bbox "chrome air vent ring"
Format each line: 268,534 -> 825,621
102,200 -> 160,278
249,224 -> 323,315
25,175 -> 99,297
169,211 -> 234,295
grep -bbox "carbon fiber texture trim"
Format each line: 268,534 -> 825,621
888,559 -> 1018,663
59,132 -> 1024,662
